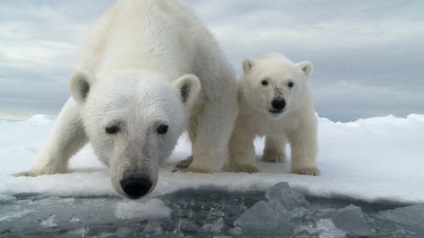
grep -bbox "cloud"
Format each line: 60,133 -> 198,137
0,1 -> 112,70
186,0 -> 424,121
0,0 -> 422,121
314,80 -> 423,121
0,1 -> 114,117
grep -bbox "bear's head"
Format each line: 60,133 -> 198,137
70,70 -> 201,199
241,54 -> 313,118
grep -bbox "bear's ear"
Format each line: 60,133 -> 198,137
173,74 -> 201,106
242,58 -> 256,74
298,61 -> 313,78
69,71 -> 92,104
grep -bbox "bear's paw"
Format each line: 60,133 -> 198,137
229,164 -> 260,173
290,167 -> 320,176
177,166 -> 213,174
262,153 -> 287,163
175,156 -> 193,169
15,166 -> 68,177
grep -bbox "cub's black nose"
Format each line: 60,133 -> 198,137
271,99 -> 286,112
120,176 -> 152,199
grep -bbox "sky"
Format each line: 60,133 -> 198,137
0,0 -> 423,122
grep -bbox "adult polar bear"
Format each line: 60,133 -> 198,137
19,0 -> 238,199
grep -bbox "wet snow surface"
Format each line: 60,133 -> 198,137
1,183 -> 423,237
0,114 -> 423,237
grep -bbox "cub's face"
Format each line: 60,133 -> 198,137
241,55 -> 312,118
70,71 -> 200,199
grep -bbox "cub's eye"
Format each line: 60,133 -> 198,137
157,124 -> 169,134
261,79 -> 269,86
105,125 -> 120,135
288,81 -> 294,88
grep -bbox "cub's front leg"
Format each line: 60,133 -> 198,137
262,136 -> 288,163
228,123 -> 259,173
16,98 -> 88,176
287,117 -> 320,176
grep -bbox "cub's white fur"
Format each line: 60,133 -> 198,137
229,53 -> 320,175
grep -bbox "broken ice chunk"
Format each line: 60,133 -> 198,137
294,219 -> 346,238
40,214 -> 58,228
201,217 -> 224,233
377,204 -> 424,234
234,201 -> 280,230
98,232 -> 119,238
115,199 -> 171,220
179,219 -> 199,233
116,226 -> 133,237
330,205 -> 372,237
67,228 -> 88,237
70,216 -> 80,223
265,182 -> 309,210
234,200 -> 294,236
316,219 -> 347,238
144,220 -> 163,235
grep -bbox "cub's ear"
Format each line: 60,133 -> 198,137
242,57 -> 256,74
69,71 -> 92,104
173,74 -> 201,107
298,61 -> 313,78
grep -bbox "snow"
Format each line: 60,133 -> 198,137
1,114 -> 423,203
1,114 -> 423,236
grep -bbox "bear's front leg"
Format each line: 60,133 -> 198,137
184,88 -> 238,173
262,136 -> 287,163
287,116 -> 320,176
187,113 -> 235,172
16,98 -> 88,176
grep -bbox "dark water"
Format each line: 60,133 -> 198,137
1,184 -> 423,238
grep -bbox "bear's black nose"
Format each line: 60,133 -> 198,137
120,175 -> 152,199
271,99 -> 286,112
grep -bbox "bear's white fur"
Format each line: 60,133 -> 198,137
18,0 -> 238,198
228,53 -> 320,176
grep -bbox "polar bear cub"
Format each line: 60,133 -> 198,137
229,53 -> 320,175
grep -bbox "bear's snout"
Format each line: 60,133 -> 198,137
270,98 -> 286,113
120,175 -> 152,199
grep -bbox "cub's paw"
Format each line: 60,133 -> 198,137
291,167 -> 320,176
175,156 -> 193,169
262,153 -> 287,163
229,164 -> 260,173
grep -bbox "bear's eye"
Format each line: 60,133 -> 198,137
105,125 -> 120,135
261,79 -> 269,86
288,81 -> 294,88
157,124 -> 169,134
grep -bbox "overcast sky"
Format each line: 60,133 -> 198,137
0,0 -> 423,122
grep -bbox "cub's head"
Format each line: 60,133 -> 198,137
70,70 -> 200,199
240,54 -> 313,118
